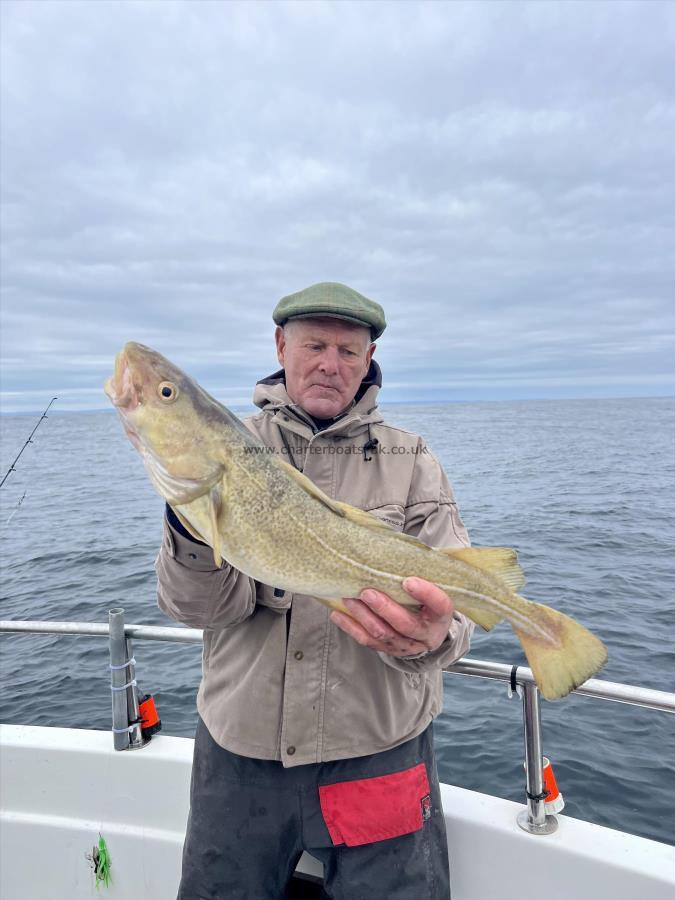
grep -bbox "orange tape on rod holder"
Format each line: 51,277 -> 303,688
523,757 -> 565,814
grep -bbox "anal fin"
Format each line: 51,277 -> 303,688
458,600 -> 503,631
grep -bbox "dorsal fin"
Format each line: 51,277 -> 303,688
333,500 -> 401,532
276,459 -> 427,544
439,546 -> 526,591
277,459 -> 348,517
336,502 -> 432,550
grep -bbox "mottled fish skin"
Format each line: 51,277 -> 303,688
105,342 -> 608,700
176,448 -> 507,614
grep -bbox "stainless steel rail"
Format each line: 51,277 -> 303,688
3,619 -> 673,712
0,620 -> 204,643
3,617 -> 674,836
443,657 -> 675,714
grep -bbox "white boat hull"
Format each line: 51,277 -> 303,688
1,724 -> 673,899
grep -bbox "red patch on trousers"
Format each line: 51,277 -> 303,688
318,762 -> 430,847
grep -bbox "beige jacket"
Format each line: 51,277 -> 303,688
155,362 -> 474,766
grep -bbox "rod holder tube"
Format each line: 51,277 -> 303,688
517,681 -> 558,835
124,636 -> 147,750
109,608 -> 130,751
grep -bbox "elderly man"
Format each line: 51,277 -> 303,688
156,282 -> 473,900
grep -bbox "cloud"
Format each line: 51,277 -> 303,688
1,0 -> 674,411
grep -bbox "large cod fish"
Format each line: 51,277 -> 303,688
105,342 -> 607,700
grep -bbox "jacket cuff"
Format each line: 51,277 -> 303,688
163,516 -> 225,572
378,613 -> 475,673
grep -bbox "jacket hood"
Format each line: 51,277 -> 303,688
252,359 -> 384,437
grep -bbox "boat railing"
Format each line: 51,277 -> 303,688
2,613 -> 674,837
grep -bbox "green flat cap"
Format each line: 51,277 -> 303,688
273,281 -> 386,340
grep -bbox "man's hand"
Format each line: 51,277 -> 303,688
329,577 -> 455,658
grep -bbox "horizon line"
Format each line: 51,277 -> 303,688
1,393 -> 674,416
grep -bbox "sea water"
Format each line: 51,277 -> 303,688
1,397 -> 673,845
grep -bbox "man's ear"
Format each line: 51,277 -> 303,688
275,325 -> 286,367
365,342 -> 376,369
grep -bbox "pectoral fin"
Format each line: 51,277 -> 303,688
171,506 -> 208,544
208,485 -> 224,567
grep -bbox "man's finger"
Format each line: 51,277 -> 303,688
330,610 -> 427,656
342,597 -> 402,643
330,610 -> 374,647
358,588 -> 431,641
402,577 -> 455,617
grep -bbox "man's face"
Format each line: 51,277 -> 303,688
275,317 -> 375,418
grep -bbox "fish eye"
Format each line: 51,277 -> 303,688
158,381 -> 178,402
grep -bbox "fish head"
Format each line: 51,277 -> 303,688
104,342 -> 230,504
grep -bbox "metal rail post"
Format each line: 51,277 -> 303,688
517,681 -> 558,835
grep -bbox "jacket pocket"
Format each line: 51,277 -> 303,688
318,762 -> 430,847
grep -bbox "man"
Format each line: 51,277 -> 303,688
156,282 -> 473,900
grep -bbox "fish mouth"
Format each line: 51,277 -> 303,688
104,349 -> 140,412
121,418 -> 143,451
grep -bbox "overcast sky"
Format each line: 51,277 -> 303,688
1,0 -> 674,413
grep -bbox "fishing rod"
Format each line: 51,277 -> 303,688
0,397 -> 58,489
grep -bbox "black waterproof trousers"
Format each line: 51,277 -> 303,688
177,716 -> 452,900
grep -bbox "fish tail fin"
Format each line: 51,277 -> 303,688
511,598 -> 608,701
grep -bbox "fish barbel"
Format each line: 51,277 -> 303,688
104,342 -> 608,700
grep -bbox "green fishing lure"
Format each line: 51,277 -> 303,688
92,834 -> 111,889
